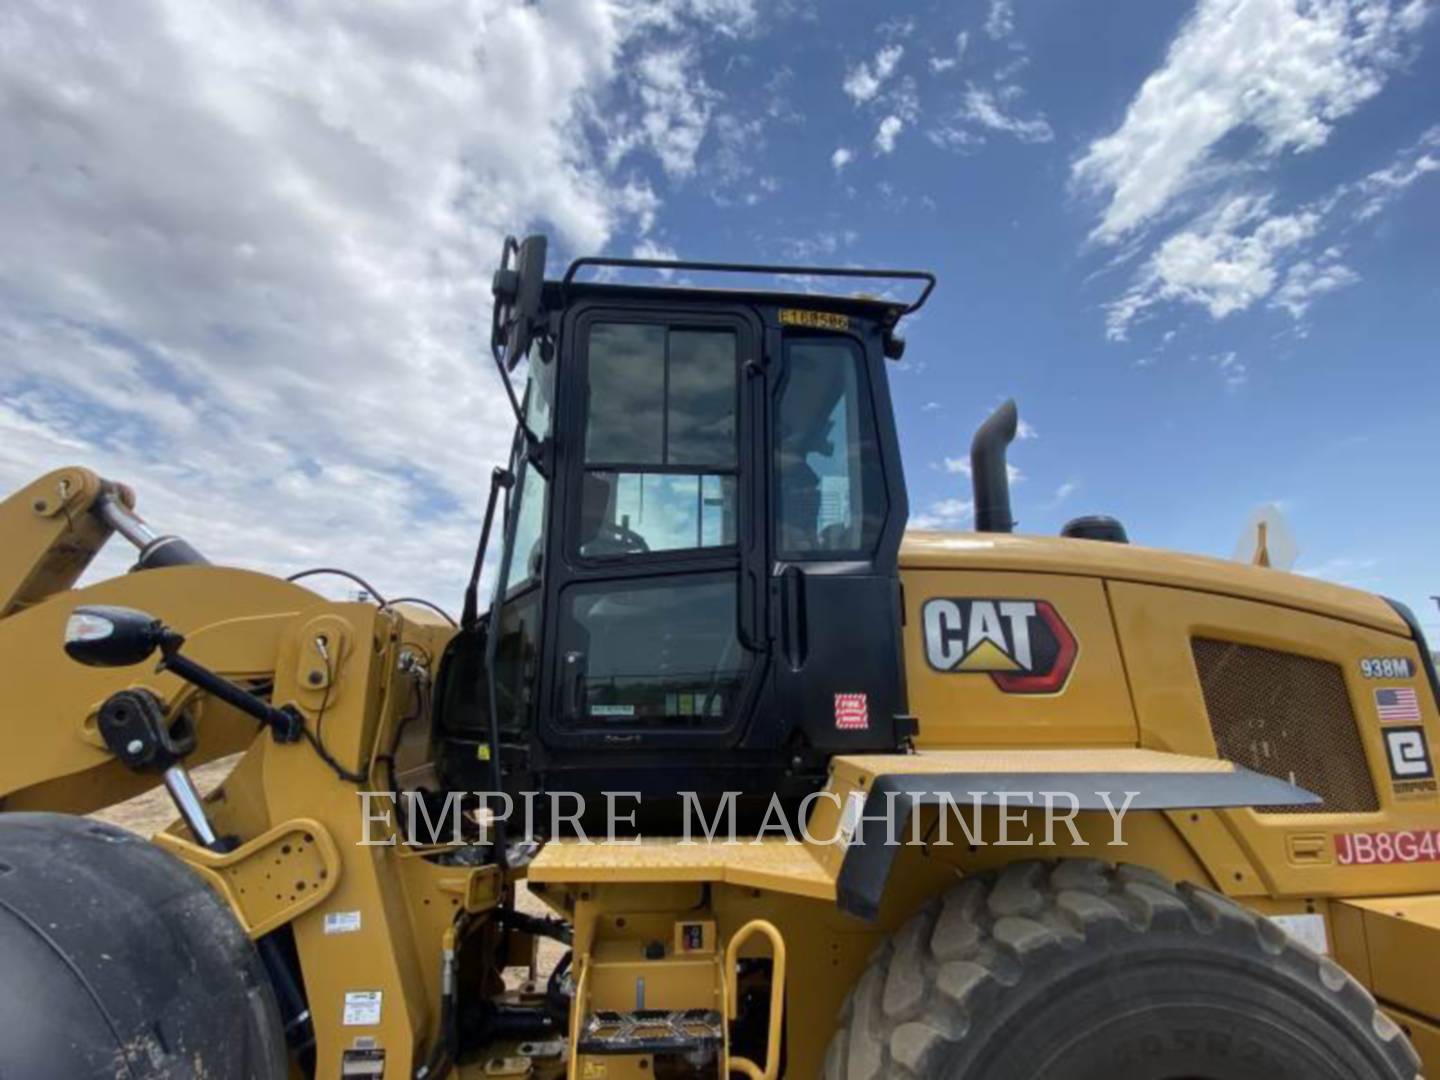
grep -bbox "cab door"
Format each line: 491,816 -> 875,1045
768,321 -> 909,752
540,302 -> 768,751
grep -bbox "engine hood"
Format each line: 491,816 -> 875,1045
899,530 -> 1407,635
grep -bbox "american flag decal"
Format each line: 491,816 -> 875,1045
835,693 -> 869,731
1376,687 -> 1421,723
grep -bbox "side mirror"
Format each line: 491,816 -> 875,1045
491,234 -> 548,370
63,605 -> 168,668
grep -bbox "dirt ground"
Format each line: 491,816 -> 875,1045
91,758 -> 564,979
91,756 -> 238,834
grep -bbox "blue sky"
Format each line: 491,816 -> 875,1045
1,0 -> 1437,629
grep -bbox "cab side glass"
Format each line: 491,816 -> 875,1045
499,348 -> 556,596
776,337 -> 887,556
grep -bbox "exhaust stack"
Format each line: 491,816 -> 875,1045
971,399 -> 1018,533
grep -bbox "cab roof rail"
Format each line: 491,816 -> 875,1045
561,254 -> 937,316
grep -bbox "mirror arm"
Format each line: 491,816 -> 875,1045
488,327 -> 547,463
460,466 -> 515,631
157,637 -> 301,742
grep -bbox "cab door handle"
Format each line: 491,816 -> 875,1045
779,566 -> 807,671
563,650 -> 587,717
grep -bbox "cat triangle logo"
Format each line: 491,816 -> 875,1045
955,638 -> 1024,672
921,597 -> 1079,694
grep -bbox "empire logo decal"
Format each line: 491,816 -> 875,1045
921,598 -> 1078,694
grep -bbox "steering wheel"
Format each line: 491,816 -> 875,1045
584,521 -> 650,557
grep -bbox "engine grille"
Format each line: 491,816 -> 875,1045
1192,637 -> 1378,814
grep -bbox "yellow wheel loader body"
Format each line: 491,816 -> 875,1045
3,241 -> 1439,1079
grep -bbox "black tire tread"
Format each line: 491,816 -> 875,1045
823,859 -> 1421,1080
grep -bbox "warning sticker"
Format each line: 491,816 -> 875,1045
835,692 -> 869,731
343,990 -> 383,1027
590,704 -> 635,718
838,790 -> 866,848
324,911 -> 362,935
1336,829 -> 1440,865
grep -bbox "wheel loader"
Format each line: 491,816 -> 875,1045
2,235 -> 1439,1080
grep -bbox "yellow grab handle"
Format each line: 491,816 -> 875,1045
725,919 -> 787,1080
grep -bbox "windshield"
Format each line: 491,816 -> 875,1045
497,350 -> 555,598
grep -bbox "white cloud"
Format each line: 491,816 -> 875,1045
1016,417 -> 1038,440
619,0 -> 759,38
665,0 -> 759,37
0,0 -> 745,603
1053,481 -> 1077,503
921,401 -> 942,412
874,115 -> 905,154
961,86 -> 1053,144
930,31 -> 970,72
985,0 -> 1016,40
941,458 -> 1023,484
909,497 -> 975,530
1106,195 -> 1321,338
1213,350 -> 1249,388
927,124 -> 986,151
878,15 -> 917,40
1105,121 -> 1440,338
1270,249 -> 1360,316
1297,555 -> 1380,584
633,238 -> 680,261
1073,0 -> 1429,245
606,44 -> 718,178
831,146 -> 855,171
1355,124 -> 1440,219
843,44 -> 904,104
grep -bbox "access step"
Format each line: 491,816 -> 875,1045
577,1008 -> 724,1056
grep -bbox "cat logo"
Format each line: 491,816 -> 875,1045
921,598 -> 1078,694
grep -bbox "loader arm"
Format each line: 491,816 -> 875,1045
0,467 -> 321,813
0,466 -> 113,618
0,564 -> 320,813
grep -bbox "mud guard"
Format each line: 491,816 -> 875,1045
835,764 -> 1318,920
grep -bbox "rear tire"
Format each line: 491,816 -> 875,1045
0,812 -> 287,1079
824,860 -> 1420,1080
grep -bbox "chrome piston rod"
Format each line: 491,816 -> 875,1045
94,488 -> 208,568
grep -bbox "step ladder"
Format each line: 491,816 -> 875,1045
569,918 -> 785,1080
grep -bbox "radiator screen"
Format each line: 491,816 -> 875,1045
1192,637 -> 1378,814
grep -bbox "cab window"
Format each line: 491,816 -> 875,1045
775,337 -> 887,556
557,574 -> 745,729
579,323 -> 738,557
499,351 -> 555,595
491,350 -> 554,732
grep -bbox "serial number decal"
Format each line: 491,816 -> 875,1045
1361,656 -> 1415,679
779,308 -> 851,331
342,990 -> 383,1026
1336,829 -> 1440,865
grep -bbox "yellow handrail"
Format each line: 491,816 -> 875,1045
725,919 -> 787,1080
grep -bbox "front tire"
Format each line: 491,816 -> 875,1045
0,813 -> 287,1079
825,860 -> 1420,1080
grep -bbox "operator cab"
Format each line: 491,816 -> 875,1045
435,237 -> 932,812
